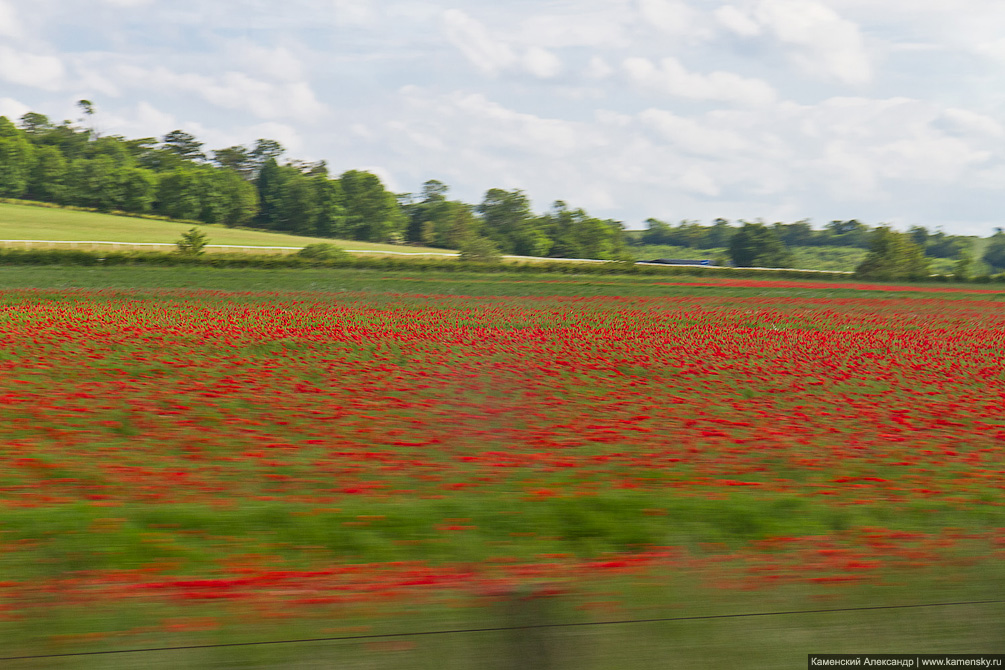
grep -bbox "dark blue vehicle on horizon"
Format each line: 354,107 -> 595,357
639,258 -> 714,266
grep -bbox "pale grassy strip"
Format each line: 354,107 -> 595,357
0,202 -> 451,254
0,239 -> 462,257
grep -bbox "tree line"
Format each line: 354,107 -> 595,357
0,107 -> 628,261
638,217 -> 973,260
0,105 -> 994,273
673,219 -> 970,280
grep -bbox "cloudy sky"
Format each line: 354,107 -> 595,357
2,0 -> 1004,235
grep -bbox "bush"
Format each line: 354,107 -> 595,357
297,243 -> 349,261
855,227 -> 929,281
176,227 -> 209,256
458,237 -> 502,264
728,222 -> 793,268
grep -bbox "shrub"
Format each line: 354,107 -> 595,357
458,237 -> 502,264
176,227 -> 209,256
297,243 -> 349,261
855,227 -> 929,281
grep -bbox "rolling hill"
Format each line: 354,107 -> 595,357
0,201 -> 455,256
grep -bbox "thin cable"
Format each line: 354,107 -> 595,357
2,598 -> 1002,661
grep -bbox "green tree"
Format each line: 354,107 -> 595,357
823,219 -> 871,248
477,188 -> 536,254
85,136 -> 132,166
27,145 -> 67,202
161,130 -> 205,162
405,179 -> 450,245
339,169 -> 405,242
706,218 -> 735,247
195,166 -> 228,224
774,220 -> 814,247
953,249 -> 973,281
854,226 -> 930,280
908,225 -> 929,247
277,173 -> 320,234
251,139 -> 284,171
18,112 -> 52,136
924,230 -> 968,258
639,218 -> 673,246
157,167 -> 203,220
545,201 -> 626,259
312,176 -> 345,238
217,169 -> 259,226
77,100 -> 96,139
404,181 -> 481,249
0,117 -> 35,198
115,166 -> 157,213
981,229 -> 1005,271
213,145 -> 255,178
29,120 -> 90,161
176,227 -> 209,256
728,221 -> 793,267
440,201 -> 481,250
254,158 -> 290,229
66,156 -> 122,211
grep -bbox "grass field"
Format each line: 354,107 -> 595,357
0,202 -> 453,255
629,244 -> 964,274
1,268 -> 1003,668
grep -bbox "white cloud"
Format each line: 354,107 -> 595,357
714,5 -> 761,36
0,47 -> 64,90
134,101 -> 175,134
0,0 -> 22,39
873,135 -> 989,182
814,140 -> 880,198
939,108 -> 1005,138
69,56 -> 121,97
387,119 -> 446,151
519,10 -> 629,48
522,46 -> 561,78
377,87 -> 619,209
639,108 -> 751,156
637,0 -> 699,36
446,91 -> 585,156
332,0 -> 376,26
584,56 -> 613,79
442,9 -> 516,76
2,0 -> 1004,234
97,101 -> 173,140
623,56 -> 776,106
752,0 -> 872,84
117,65 -> 326,122
0,97 -> 29,120
680,167 -> 720,196
228,43 -> 304,82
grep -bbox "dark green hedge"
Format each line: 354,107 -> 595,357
0,248 -> 999,283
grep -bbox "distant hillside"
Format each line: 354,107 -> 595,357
628,243 -> 964,274
0,201 -> 454,255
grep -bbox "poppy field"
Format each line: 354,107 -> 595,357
1,280 -> 1004,664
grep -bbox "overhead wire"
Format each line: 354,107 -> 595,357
2,598 -> 1002,661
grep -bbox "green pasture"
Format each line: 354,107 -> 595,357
629,243 -> 962,274
0,202 -> 452,255
0,265 -> 997,300
0,201 -> 982,275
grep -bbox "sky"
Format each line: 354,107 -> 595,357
1,0 -> 1005,235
